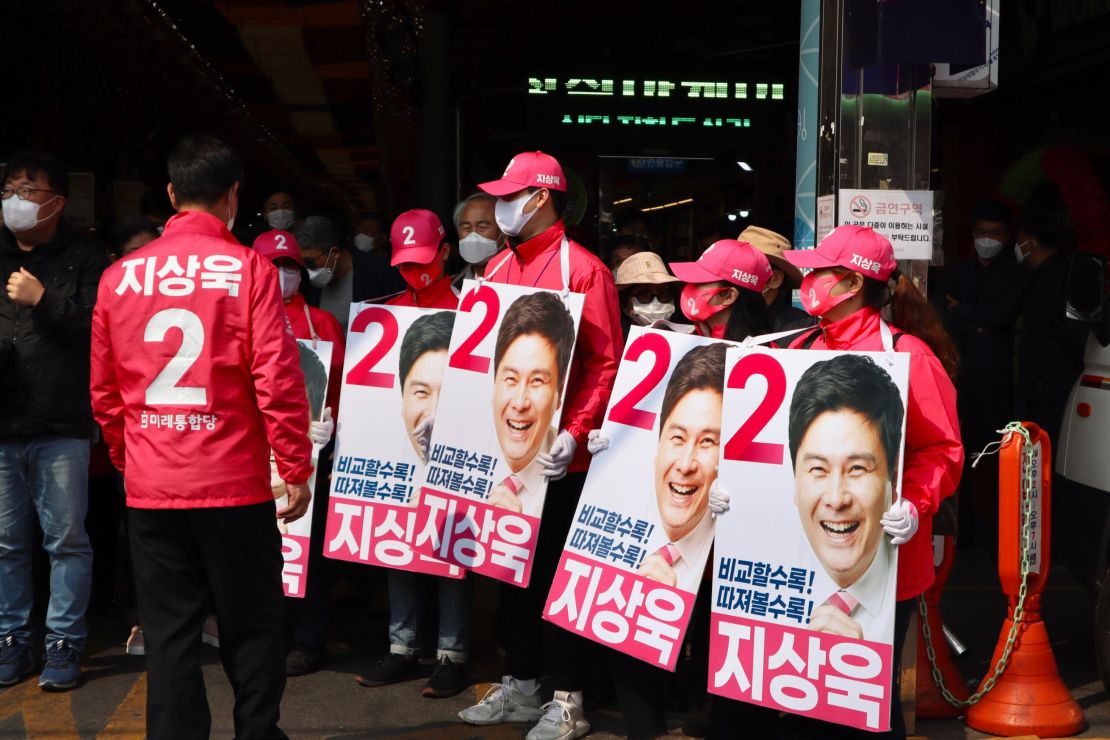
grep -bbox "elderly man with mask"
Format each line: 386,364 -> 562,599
452,193 -> 503,289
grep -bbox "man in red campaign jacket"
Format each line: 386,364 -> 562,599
386,209 -> 461,310
90,136 -> 310,740
458,151 -> 620,740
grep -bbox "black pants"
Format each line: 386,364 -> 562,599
503,472 -> 586,691
290,448 -> 335,649
130,502 -> 288,740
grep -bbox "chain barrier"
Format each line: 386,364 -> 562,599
918,421 -> 1037,709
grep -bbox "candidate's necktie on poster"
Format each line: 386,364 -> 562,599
656,542 -> 681,567
826,589 -> 859,616
500,474 -> 524,495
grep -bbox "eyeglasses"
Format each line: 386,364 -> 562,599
629,286 -> 675,304
1,186 -> 57,201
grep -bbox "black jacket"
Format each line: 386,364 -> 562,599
0,222 -> 110,440
941,252 -> 1024,370
1016,251 -> 1086,403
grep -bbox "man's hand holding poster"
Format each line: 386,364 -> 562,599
544,327 -> 725,670
709,347 -> 909,732
413,280 -> 584,587
323,304 -> 462,578
275,338 -> 333,597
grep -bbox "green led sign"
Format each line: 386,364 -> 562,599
526,74 -> 788,144
559,115 -> 752,128
528,78 -> 785,100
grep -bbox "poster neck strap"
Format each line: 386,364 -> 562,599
879,318 -> 894,353
740,326 -> 810,348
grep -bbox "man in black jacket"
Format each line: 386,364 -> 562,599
0,151 -> 109,690
941,199 -> 1025,545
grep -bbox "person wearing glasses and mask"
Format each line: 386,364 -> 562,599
613,251 -> 687,340
0,151 -> 110,691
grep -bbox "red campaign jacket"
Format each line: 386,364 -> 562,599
90,210 -> 313,509
486,221 -> 622,472
788,307 -> 964,601
284,292 -> 346,419
386,275 -> 460,310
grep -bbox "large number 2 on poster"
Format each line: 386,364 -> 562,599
449,284 -> 500,373
608,332 -> 671,431
724,353 -> 786,464
346,307 -> 399,388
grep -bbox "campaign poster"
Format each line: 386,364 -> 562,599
323,304 -> 463,579
543,327 -> 726,670
275,338 -> 333,598
412,280 -> 584,587
709,347 -> 909,732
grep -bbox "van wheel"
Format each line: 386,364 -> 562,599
1097,567 -> 1110,695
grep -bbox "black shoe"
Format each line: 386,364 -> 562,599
421,655 -> 470,698
285,644 -> 325,677
355,653 -> 421,687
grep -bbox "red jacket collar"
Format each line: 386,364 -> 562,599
818,306 -> 882,349
285,292 -> 308,310
509,220 -> 565,263
163,210 -> 237,240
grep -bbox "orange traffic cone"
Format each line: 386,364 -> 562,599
916,535 -> 969,717
965,593 -> 1084,736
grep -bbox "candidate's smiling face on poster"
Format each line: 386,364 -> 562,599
402,349 -> 448,460
794,409 -> 889,589
492,333 -> 561,473
653,388 -> 720,542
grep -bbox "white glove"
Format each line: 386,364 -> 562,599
881,498 -> 919,545
537,431 -> 577,481
308,407 -> 334,448
708,480 -> 730,517
586,429 -> 609,455
412,415 -> 434,464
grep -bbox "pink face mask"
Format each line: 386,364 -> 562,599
680,284 -> 731,322
800,272 -> 857,317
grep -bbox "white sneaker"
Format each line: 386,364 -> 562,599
458,675 -> 543,725
525,692 -> 591,740
201,616 -> 219,648
125,626 -> 145,656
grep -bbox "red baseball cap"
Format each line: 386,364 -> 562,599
390,209 -> 446,266
252,229 -> 303,266
478,151 -> 567,197
783,225 -> 897,281
669,240 -> 773,292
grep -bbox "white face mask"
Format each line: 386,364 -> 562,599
353,233 -> 375,253
630,298 -> 676,325
2,195 -> 60,233
279,266 -> 301,300
495,191 -> 539,237
459,232 -> 499,264
266,209 -> 294,230
307,249 -> 337,288
1014,239 -> 1032,264
974,237 -> 1003,260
